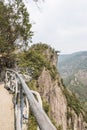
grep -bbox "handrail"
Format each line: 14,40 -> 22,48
5,69 -> 57,130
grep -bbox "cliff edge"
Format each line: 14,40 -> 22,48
17,43 -> 87,130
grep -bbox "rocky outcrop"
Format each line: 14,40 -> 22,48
38,68 -> 67,130
67,108 -> 87,130
33,45 -> 87,130
18,44 -> 87,130
37,67 -> 87,130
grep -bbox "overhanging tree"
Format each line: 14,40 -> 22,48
0,0 -> 33,69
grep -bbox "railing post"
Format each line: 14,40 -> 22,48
15,89 -> 22,130
11,74 -> 22,130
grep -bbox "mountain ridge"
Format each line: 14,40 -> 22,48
58,51 -> 87,102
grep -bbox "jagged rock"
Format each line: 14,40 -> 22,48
17,44 -> 87,130
38,68 -> 67,130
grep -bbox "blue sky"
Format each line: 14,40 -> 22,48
26,0 -> 87,54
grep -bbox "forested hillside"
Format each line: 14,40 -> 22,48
58,51 -> 87,102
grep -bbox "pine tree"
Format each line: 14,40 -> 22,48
0,0 -> 33,69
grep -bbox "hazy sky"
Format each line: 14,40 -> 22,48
27,0 -> 87,54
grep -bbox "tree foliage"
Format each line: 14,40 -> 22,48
17,43 -> 58,79
0,0 -> 33,69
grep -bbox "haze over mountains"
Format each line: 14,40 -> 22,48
58,51 -> 87,102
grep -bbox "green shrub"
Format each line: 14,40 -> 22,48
28,112 -> 37,130
63,87 -> 83,116
42,98 -> 50,114
57,125 -> 63,130
67,111 -> 73,120
17,43 -> 58,80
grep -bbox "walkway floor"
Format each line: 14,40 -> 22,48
0,83 -> 14,130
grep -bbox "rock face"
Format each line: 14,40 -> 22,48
32,45 -> 87,130
37,68 -> 87,130
38,68 -> 67,130
18,44 -> 87,130
67,107 -> 87,130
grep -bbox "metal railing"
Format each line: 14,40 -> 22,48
5,69 -> 57,130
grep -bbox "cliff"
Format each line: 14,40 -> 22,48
17,43 -> 87,130
37,67 -> 67,130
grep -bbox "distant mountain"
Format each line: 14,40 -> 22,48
58,51 -> 87,102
